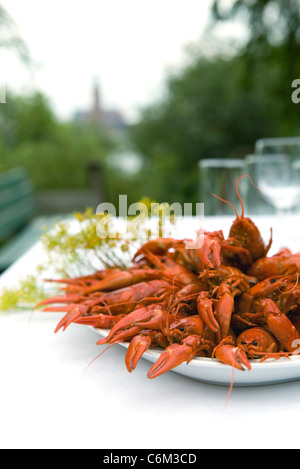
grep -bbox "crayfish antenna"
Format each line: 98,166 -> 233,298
281,273 -> 299,294
236,174 -> 261,218
85,341 -> 123,371
224,366 -> 235,411
212,174 -> 261,219
211,193 -> 239,218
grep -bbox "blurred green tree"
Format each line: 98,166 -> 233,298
0,4 -> 143,209
130,54 -> 281,204
0,3 -> 30,63
130,0 -> 300,204
0,90 -> 147,209
0,91 -> 115,190
212,0 -> 300,52
212,0 -> 300,128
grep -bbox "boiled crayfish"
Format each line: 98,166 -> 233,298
36,175 -> 300,379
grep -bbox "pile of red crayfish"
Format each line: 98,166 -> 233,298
37,176 -> 300,378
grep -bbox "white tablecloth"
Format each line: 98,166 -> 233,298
1,215 -> 300,449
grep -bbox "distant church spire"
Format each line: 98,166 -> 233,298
73,76 -> 126,132
92,77 -> 101,113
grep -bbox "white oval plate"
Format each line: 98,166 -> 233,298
92,328 -> 300,387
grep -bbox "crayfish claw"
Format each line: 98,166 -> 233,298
54,309 -> 82,333
74,313 -> 124,329
197,293 -> 220,333
147,343 -> 189,379
147,335 -> 202,379
213,337 -> 252,371
125,334 -> 153,372
98,305 -> 165,344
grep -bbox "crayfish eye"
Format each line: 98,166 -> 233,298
179,327 -> 185,332
241,341 -> 246,345
252,341 -> 258,346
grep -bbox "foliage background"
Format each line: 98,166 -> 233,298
130,0 -> 300,205
1,0 -> 300,209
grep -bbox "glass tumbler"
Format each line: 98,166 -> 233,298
243,154 -> 276,215
198,158 -> 245,216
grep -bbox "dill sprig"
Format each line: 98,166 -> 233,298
0,200 -> 171,311
0,273 -> 51,311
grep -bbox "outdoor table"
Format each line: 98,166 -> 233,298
0,215 -> 300,450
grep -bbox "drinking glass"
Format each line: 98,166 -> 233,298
198,159 -> 245,216
243,155 -> 275,215
254,137 -> 300,249
255,138 -> 300,215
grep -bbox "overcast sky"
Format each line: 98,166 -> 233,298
1,0 -> 245,122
